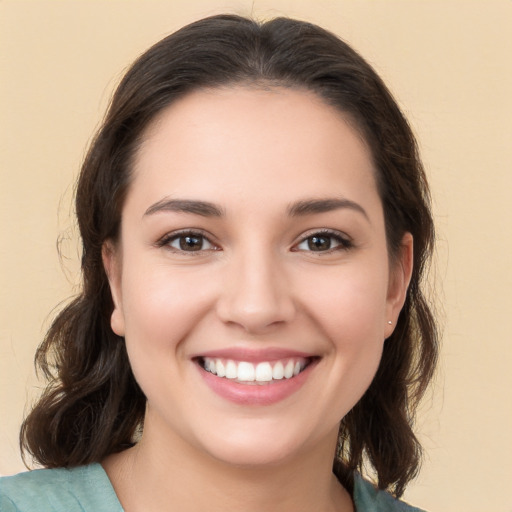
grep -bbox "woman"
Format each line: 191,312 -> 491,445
0,14 -> 437,512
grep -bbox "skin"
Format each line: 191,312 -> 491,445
102,86 -> 413,512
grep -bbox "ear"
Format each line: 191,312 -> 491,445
102,240 -> 126,337
385,232 -> 413,338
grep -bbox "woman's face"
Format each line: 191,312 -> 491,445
104,87 -> 412,467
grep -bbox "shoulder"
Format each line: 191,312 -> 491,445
353,474 -> 426,512
0,464 -> 123,512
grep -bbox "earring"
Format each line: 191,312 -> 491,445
387,320 -> 393,325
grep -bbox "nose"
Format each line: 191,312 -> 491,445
216,249 -> 296,334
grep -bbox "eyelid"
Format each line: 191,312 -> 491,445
155,228 -> 352,254
292,228 -> 353,252
156,228 -> 221,252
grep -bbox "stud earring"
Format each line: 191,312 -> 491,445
387,320 -> 393,325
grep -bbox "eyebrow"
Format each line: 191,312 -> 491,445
287,198 -> 369,221
144,198 -> 224,217
143,196 -> 369,221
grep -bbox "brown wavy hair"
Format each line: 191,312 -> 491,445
20,14 -> 438,497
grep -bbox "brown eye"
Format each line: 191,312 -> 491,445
179,235 -> 203,251
165,232 -> 216,252
295,231 -> 352,253
307,235 -> 332,251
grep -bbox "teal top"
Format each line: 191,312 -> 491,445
0,463 -> 425,511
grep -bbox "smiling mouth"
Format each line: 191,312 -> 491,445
197,357 -> 316,385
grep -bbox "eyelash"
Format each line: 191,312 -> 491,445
156,229 -> 353,254
293,229 -> 353,254
156,229 -> 219,254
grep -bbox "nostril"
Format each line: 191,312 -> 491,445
216,294 -> 296,333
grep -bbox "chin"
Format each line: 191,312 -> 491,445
208,442 -> 297,469
195,421 -> 314,469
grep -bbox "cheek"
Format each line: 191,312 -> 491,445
119,265 -> 216,363
300,261 -> 389,342
298,262 -> 389,399
118,268 -> 216,409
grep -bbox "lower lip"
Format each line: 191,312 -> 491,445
197,361 -> 316,406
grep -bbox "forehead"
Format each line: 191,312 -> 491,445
139,85 -> 370,159
128,86 -> 378,215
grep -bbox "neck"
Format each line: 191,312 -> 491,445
103,416 -> 353,512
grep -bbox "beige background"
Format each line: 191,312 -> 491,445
1,1 -> 511,510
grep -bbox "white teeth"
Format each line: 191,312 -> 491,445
225,360 -> 237,379
216,360 -> 226,378
202,357 -> 308,383
255,362 -> 273,382
237,361 -> 255,381
272,361 -> 284,380
284,360 -> 294,379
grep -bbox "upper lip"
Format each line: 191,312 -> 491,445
191,347 -> 317,363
